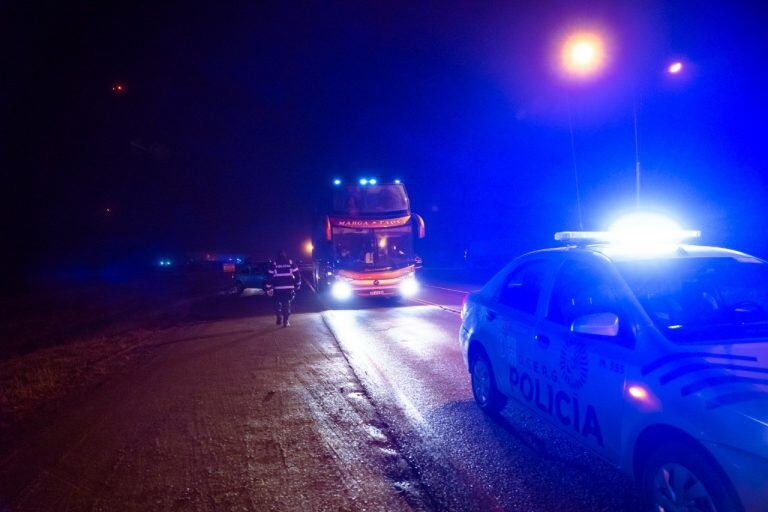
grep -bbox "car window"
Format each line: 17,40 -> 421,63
548,258 -> 625,325
497,260 -> 550,314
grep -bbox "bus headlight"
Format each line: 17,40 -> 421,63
331,281 -> 353,300
400,276 -> 419,297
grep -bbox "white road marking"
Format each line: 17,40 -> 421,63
422,284 -> 475,295
407,297 -> 461,316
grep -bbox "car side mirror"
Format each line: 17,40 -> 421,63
571,312 -> 619,337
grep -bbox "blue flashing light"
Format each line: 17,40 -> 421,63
369,178 -> 377,185
554,213 -> 700,247
236,258 -> 242,264
359,178 -> 369,185
333,179 -> 342,186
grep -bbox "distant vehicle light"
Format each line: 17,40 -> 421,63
304,240 -> 314,255
359,178 -> 369,186
394,179 -> 401,184
236,258 -> 242,264
668,61 -> 683,74
333,179 -> 342,185
331,281 -> 353,300
369,178 -> 377,185
400,276 -> 419,297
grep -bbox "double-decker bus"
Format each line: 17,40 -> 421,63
312,179 -> 425,300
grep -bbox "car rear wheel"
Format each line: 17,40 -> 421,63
470,351 -> 506,415
641,442 -> 742,512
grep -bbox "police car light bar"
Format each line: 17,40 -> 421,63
554,229 -> 701,245
555,231 -> 612,243
556,213 -> 701,246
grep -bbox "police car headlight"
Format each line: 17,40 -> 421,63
331,281 -> 353,300
400,276 -> 419,297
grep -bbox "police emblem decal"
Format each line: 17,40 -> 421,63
373,279 -> 380,286
559,338 -> 589,389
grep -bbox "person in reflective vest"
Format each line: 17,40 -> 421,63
266,250 -> 302,327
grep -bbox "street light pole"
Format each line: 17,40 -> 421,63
568,105 -> 585,230
633,103 -> 641,209
560,30 -> 605,229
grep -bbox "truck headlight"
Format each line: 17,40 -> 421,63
400,276 -> 419,297
331,281 -> 353,300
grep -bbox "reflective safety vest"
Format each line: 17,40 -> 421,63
266,260 -> 302,291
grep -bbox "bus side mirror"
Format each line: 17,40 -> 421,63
412,214 -> 425,239
571,312 -> 619,337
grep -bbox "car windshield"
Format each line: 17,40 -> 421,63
332,225 -> 413,270
616,257 -> 768,342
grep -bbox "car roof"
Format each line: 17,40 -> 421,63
525,244 -> 763,264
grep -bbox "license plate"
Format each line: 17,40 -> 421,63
370,290 -> 385,296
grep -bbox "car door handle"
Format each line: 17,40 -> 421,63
534,333 -> 550,348
486,310 -> 497,322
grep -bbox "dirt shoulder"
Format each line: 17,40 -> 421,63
0,272 -> 234,427
1,290 -> 423,511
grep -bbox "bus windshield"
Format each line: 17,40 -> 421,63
332,225 -> 414,270
332,185 -> 409,216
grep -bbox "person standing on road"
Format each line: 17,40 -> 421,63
266,250 -> 302,327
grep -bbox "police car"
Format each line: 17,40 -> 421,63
459,214 -> 768,512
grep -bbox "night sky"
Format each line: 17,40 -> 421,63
4,1 -> 768,286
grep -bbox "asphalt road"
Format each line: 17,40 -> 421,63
322,283 -> 642,511
1,278 -> 643,511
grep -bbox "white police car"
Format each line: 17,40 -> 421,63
459,214 -> 768,512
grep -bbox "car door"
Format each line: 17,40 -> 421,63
528,254 -> 634,462
487,257 -> 557,396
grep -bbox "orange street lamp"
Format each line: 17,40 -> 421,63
561,32 -> 606,77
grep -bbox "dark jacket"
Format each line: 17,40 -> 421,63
266,259 -> 302,292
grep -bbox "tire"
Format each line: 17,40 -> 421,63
470,350 -> 507,415
640,441 -> 743,512
235,281 -> 245,294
